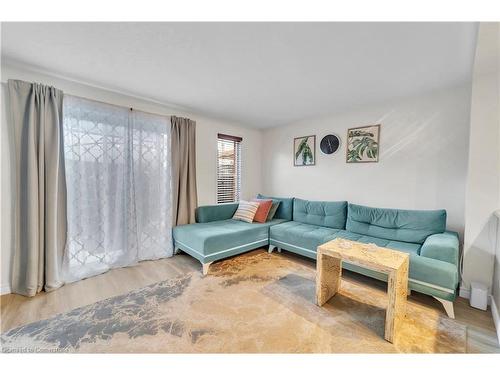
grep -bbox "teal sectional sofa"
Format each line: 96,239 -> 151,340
172,195 -> 460,318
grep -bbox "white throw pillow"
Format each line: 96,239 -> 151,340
233,200 -> 260,223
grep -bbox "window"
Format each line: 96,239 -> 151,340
217,133 -> 242,203
62,96 -> 172,282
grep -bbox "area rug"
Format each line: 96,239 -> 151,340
1,251 -> 466,353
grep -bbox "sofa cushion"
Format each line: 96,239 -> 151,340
174,218 -> 287,256
420,231 -> 459,265
252,199 -> 273,223
257,194 -> 293,220
293,198 -> 347,229
346,203 -> 446,244
384,240 -> 421,255
195,203 -> 239,223
233,201 -> 260,223
266,201 -> 280,222
270,221 -> 341,252
321,230 -> 421,255
270,223 -> 421,257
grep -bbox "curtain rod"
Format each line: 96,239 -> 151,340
1,58 -> 191,110
68,93 -> 176,120
1,80 -> 191,121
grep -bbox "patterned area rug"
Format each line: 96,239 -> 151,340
1,251 -> 465,353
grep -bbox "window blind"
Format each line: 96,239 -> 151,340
217,133 -> 242,204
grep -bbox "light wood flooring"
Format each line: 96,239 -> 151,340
1,249 -> 499,353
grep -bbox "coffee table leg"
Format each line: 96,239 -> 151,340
316,251 -> 342,306
385,258 -> 409,343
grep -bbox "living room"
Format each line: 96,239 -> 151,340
1,0 -> 500,370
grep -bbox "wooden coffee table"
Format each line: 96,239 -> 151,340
316,238 -> 409,343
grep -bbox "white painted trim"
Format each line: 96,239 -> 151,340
174,240 -> 205,257
270,239 -> 317,255
175,238 -> 268,258
491,297 -> 500,346
1,284 -> 11,295
408,278 -> 455,294
459,286 -> 471,299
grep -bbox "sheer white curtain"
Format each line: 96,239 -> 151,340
62,96 -> 172,282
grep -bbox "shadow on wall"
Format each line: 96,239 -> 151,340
381,107 -> 468,235
463,213 -> 498,292
380,111 -> 440,160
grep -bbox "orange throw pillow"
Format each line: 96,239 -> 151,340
252,199 -> 273,223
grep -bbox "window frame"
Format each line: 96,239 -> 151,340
216,133 -> 242,204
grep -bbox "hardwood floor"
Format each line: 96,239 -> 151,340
1,249 -> 499,353
1,253 -> 200,334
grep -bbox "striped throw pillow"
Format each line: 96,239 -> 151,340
233,200 -> 260,223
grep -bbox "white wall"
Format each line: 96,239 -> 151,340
462,22 -> 500,341
262,85 -> 471,235
494,213 -> 500,342
463,23 -> 500,302
0,62 -> 263,294
496,23 -> 500,342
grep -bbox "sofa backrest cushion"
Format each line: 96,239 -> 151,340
257,194 -> 294,220
293,198 -> 347,229
195,203 -> 239,223
346,203 -> 446,244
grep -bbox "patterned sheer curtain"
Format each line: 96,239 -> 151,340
62,96 -> 172,282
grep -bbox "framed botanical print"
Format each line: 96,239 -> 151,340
294,135 -> 316,166
346,124 -> 380,163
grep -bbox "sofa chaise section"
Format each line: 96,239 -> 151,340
173,201 -> 290,275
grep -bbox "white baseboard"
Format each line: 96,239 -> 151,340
459,286 -> 470,299
1,284 -> 11,295
491,298 -> 500,346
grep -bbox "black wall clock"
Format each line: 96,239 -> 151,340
320,134 -> 341,155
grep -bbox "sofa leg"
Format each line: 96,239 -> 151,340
268,245 -> 276,253
277,247 -> 281,253
174,247 -> 181,255
434,297 -> 455,319
202,262 -> 212,276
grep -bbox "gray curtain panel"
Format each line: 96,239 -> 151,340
8,79 -> 67,297
171,116 -> 198,225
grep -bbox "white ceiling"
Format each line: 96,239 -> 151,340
1,22 -> 477,128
